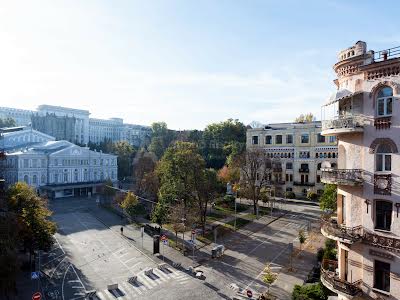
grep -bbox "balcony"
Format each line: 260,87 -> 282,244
321,168 -> 363,186
374,116 -> 391,130
321,217 -> 362,244
298,168 -> 309,173
293,181 -> 315,186
321,115 -> 364,136
321,259 -> 363,298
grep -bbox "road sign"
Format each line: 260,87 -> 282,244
32,292 -> 42,300
163,239 -> 168,245
31,271 -> 40,280
246,290 -> 253,298
161,235 -> 167,241
192,229 -> 196,235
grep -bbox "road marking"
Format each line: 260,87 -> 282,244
122,281 -> 143,295
119,282 -> 138,298
54,235 -> 66,255
42,252 -> 66,267
50,256 -> 67,279
127,261 -> 142,270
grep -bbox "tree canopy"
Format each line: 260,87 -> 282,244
295,113 -> 315,123
0,117 -> 16,128
319,184 -> 337,211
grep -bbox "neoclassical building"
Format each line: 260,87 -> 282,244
0,126 -> 117,198
320,41 -> 400,299
247,121 -> 337,198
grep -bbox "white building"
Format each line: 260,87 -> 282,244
247,121 -> 338,198
0,105 -> 151,147
0,127 -> 117,198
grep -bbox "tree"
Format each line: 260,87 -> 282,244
102,179 -> 116,204
120,192 -> 139,218
148,122 -> 176,159
202,119 -> 246,169
151,199 -> 169,227
298,229 -> 306,251
295,113 -> 315,123
112,141 -> 136,180
234,148 -> 272,214
292,283 -> 328,300
0,117 -> 16,128
7,182 -> 56,253
217,165 -> 240,185
319,184 -> 337,211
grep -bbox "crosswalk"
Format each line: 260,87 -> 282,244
95,268 -> 192,300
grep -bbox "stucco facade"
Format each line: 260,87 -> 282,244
320,41 -> 400,299
247,122 -> 337,198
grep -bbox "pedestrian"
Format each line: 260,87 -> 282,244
120,226 -> 124,235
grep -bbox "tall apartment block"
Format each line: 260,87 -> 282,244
320,41 -> 400,299
247,122 -> 337,198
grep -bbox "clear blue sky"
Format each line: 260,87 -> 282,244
0,0 -> 399,129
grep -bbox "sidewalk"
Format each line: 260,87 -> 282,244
267,230 -> 325,299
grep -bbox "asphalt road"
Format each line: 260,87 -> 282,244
39,196 -> 321,300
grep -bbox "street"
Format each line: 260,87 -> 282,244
38,196 -> 322,300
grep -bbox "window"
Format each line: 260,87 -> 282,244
84,169 -> 88,181
286,174 -> 293,182
24,175 -> 29,183
301,163 -> 309,171
374,260 -> 390,292
275,135 -> 282,144
375,200 -> 392,231
23,159 -> 29,168
54,173 -> 59,183
317,163 -> 322,170
301,134 -> 309,143
41,174 -> 46,184
64,172 -> 68,182
74,169 -> 78,182
32,159 -> 37,168
32,175 -> 37,184
286,187 -> 292,192
376,144 -> 392,172
286,134 -> 293,144
376,87 -> 393,116
252,136 -> 259,145
41,159 -> 46,168
286,162 -> 293,170
317,133 -> 325,143
329,136 -> 336,143
316,175 -> 321,183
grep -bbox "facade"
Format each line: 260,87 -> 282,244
246,122 -> 337,197
0,104 -> 151,147
0,126 -> 117,198
320,41 -> 400,299
31,113 -> 77,143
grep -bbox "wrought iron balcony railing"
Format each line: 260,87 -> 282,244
293,181 -> 315,186
321,168 -> 363,186
298,168 -> 309,173
321,217 -> 362,244
321,115 -> 364,134
321,259 -> 363,298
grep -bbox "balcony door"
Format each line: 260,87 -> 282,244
337,194 -> 346,225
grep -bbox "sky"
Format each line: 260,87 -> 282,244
0,1 -> 399,130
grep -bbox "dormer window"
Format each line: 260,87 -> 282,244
376,87 -> 393,117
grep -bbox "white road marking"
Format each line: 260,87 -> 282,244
50,256 -> 67,279
119,282 -> 138,298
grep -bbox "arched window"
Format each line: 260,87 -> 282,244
333,153 -> 336,158
375,200 -> 392,231
74,169 -> 79,182
331,163 -> 337,169
41,174 -> 46,184
328,153 -> 331,158
317,163 -> 322,170
24,175 -> 29,183
376,87 -> 393,116
32,175 -> 37,184
376,143 -> 392,172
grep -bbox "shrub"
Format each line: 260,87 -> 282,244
223,194 -> 236,203
285,191 -> 296,199
306,191 -> 318,201
292,283 -> 328,300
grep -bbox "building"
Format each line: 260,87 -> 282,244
0,107 -> 34,126
0,126 -> 117,198
0,104 -> 151,147
320,41 -> 400,299
246,121 -> 337,198
31,112 -> 77,143
37,105 -> 90,145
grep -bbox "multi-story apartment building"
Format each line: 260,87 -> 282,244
0,126 -> 117,198
320,41 -> 400,299
0,105 -> 151,147
246,121 -> 337,198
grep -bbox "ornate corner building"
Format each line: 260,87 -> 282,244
320,41 -> 400,299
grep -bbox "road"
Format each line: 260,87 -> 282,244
39,196 -> 321,300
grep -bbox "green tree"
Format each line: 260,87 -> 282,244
149,136 -> 164,159
298,229 -> 306,251
120,192 -> 139,218
292,283 -> 328,300
112,141 -> 136,179
151,199 -> 169,227
202,119 -> 246,168
319,184 -> 337,211
7,182 -> 56,252
0,117 -> 16,128
295,113 -> 315,123
148,122 -> 177,159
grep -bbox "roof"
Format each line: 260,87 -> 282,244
323,89 -> 363,106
